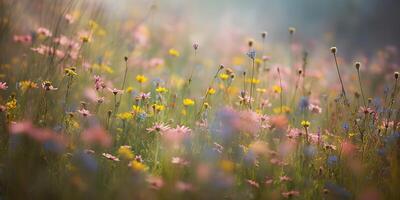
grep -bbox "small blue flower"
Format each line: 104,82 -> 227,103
327,155 -> 338,166
299,97 -> 309,111
342,122 -> 349,132
246,50 -> 256,60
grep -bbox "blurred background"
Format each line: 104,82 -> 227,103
103,0 -> 400,57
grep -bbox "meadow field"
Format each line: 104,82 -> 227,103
0,0 -> 399,199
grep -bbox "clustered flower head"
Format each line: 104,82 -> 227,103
183,98 -> 195,106
41,81 -> 58,91
301,120 -> 311,128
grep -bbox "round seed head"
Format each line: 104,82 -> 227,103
330,47 -> 337,54
288,27 -> 296,35
261,31 -> 267,39
354,62 -> 361,70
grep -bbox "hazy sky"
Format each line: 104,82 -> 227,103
101,0 -> 399,55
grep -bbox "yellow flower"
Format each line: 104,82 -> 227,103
5,98 -> 17,110
118,146 -> 134,160
219,73 -> 229,80
126,86 -> 134,93
348,132 -> 356,137
256,88 -> 267,93
132,105 -> 142,113
88,20 -> 99,30
273,106 -> 291,114
168,48 -> 180,57
136,75 -> 148,83
219,160 -> 234,173
116,112 -> 133,120
272,85 -> 282,94
255,58 -> 263,65
129,160 -> 147,171
80,35 -> 90,43
207,87 -> 216,95
246,78 -> 260,84
152,104 -> 165,112
19,80 -> 38,91
64,67 -> 77,77
301,120 -> 311,128
183,98 -> 195,106
155,87 -> 168,93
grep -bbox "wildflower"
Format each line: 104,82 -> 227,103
116,112 -> 133,120
176,181 -> 194,192
0,105 -> 6,112
132,105 -> 143,113
309,103 -> 322,114
64,67 -> 77,77
280,175 -> 292,182
301,120 -> 310,128
238,95 -> 254,105
118,145 -> 134,160
272,85 -> 282,93
136,74 -> 148,83
327,155 -> 338,166
282,190 -> 300,198
137,92 -> 151,101
125,86 -> 134,93
161,125 -> 192,148
102,153 -> 120,162
147,176 -> 164,190
80,35 -> 90,43
168,48 -> 180,57
129,160 -> 147,171
37,27 -> 52,37
256,88 -> 267,93
94,75 -> 106,90
207,87 -> 216,95
183,98 -> 195,106
6,98 -> 17,110
64,14 -> 75,24
81,126 -> 111,147
246,78 -> 260,84
77,108 -> 91,117
41,81 -> 58,91
0,82 -> 8,90
155,86 -> 168,93
171,157 -> 190,166
19,80 -> 38,91
108,88 -> 123,95
13,34 -> 32,44
219,73 -> 230,80
273,106 -> 290,114
246,50 -> 256,60
246,179 -> 259,188
192,43 -> 199,50
146,122 -> 170,133
152,104 -> 165,112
